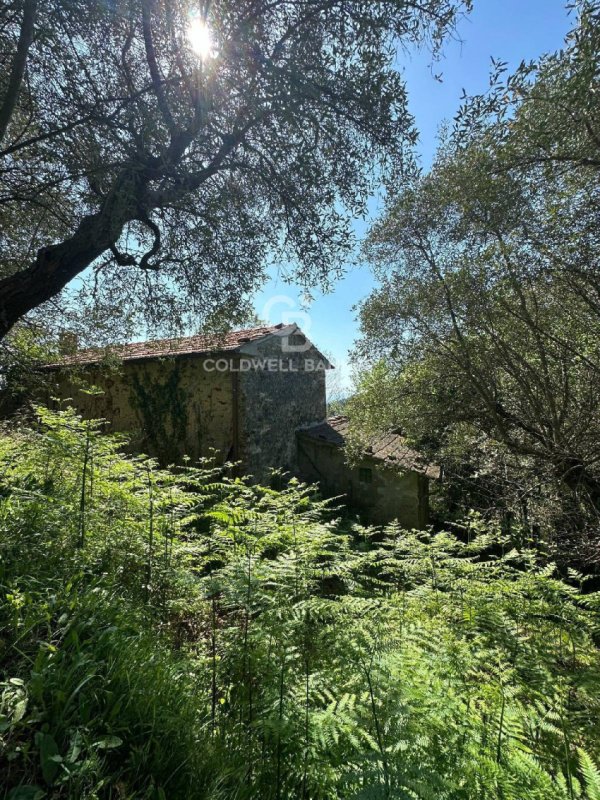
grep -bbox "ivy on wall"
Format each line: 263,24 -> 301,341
129,362 -> 189,464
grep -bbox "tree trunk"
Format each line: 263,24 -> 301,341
0,179 -> 143,339
0,218 -> 112,338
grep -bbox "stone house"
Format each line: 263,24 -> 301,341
44,324 -> 438,526
297,416 -> 440,529
45,324 -> 328,482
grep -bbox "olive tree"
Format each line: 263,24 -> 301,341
352,2 -> 600,559
0,0 -> 468,339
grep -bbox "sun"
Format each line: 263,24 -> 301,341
187,17 -> 215,61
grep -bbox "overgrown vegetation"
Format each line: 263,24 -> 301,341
2,1 -> 598,797
1,407 -> 600,799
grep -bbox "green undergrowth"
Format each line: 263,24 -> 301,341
1,407 -> 600,799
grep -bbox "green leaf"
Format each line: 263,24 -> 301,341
93,735 -> 123,750
7,787 -> 45,800
12,698 -> 27,724
37,733 -> 60,784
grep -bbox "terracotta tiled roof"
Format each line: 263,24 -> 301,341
298,415 -> 441,480
45,324 -> 287,368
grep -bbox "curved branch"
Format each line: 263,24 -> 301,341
137,212 -> 161,270
110,242 -> 137,266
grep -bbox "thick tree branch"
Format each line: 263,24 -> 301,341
0,0 -> 37,144
0,108 -> 260,338
141,0 -> 177,135
0,169 -> 145,338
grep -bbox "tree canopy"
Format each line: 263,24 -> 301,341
351,1 -> 600,562
0,0 -> 468,341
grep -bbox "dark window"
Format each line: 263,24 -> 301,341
288,333 -> 306,347
359,467 -> 373,484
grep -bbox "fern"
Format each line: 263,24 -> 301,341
0,406 -> 599,799
579,749 -> 600,800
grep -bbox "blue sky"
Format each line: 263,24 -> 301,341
252,0 -> 574,394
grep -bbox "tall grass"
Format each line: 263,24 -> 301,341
0,407 -> 599,799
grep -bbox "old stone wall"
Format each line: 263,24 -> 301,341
48,355 -> 234,465
297,436 -> 428,528
237,336 -> 328,482
46,333 -> 333,481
